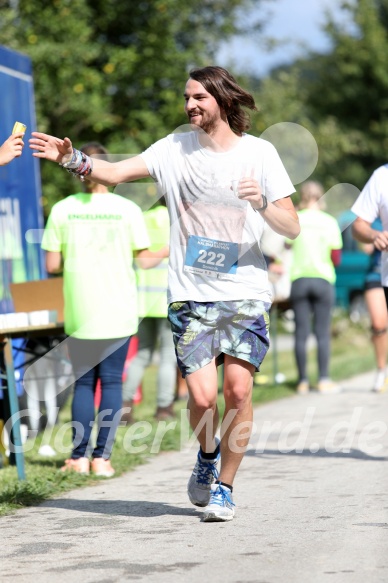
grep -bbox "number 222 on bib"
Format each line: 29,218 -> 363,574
184,235 -> 238,279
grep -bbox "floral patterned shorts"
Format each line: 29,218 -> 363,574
168,299 -> 271,378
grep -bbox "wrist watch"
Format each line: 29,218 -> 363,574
255,195 -> 268,212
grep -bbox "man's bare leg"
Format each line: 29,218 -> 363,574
200,355 -> 254,522
218,355 -> 254,486
186,359 -> 221,508
185,358 -> 219,452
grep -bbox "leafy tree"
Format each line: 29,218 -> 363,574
0,0 -> 112,210
305,0 -> 388,186
0,0 -> 265,211
251,64 -> 367,193
250,0 -> 388,193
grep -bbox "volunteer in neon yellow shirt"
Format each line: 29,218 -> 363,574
287,181 -> 342,395
122,199 -> 176,422
41,142 -> 168,477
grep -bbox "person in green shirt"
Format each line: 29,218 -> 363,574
287,181 -> 343,394
41,142 -> 169,477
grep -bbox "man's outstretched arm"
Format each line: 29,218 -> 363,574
30,132 -> 150,185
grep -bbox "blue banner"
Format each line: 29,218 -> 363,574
0,45 -> 44,313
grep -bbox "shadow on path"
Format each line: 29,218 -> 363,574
42,498 -> 197,517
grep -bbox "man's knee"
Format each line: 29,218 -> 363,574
224,384 -> 252,411
189,392 -> 218,412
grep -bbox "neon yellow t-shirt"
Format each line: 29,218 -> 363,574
287,209 -> 343,284
41,193 -> 150,339
136,205 -> 169,318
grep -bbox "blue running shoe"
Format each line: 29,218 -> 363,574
187,439 -> 220,507
202,483 -> 235,522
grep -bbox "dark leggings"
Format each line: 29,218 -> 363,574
290,278 -> 334,381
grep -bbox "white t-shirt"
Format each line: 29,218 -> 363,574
141,131 -> 295,304
351,164 -> 388,285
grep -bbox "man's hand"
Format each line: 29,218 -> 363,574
29,132 -> 73,164
232,177 -> 265,210
0,133 -> 24,166
373,230 -> 388,251
352,216 -> 388,250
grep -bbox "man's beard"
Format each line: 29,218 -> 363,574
199,113 -> 218,135
189,112 -> 218,135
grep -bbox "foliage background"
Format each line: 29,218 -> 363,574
0,0 -> 263,212
1,0 -> 388,210
253,0 -> 388,196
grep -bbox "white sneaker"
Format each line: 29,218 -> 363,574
38,444 -> 56,457
372,370 -> 388,393
202,484 -> 235,522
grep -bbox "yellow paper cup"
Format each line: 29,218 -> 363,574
12,121 -> 27,135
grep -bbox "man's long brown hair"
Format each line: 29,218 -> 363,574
189,66 -> 257,135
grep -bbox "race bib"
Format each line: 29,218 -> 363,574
184,235 -> 238,278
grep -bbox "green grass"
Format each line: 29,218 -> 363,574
0,319 -> 375,516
